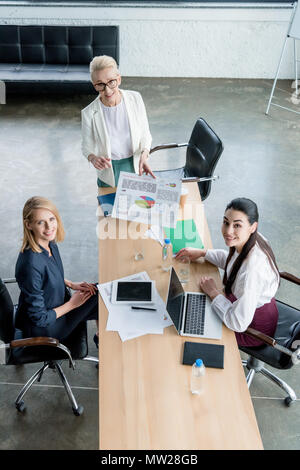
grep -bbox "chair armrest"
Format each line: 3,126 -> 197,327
10,336 -> 59,348
280,272 -> 300,285
244,327 -> 298,360
3,278 -> 17,284
150,142 -> 188,154
245,327 -> 276,347
10,336 -> 75,369
182,175 -> 219,183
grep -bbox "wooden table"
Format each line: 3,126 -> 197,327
98,183 -> 263,450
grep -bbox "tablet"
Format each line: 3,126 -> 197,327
111,280 -> 155,305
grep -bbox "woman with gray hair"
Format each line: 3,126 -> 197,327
81,55 -> 154,188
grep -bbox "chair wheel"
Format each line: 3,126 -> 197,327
16,400 -> 26,413
284,397 -> 294,407
72,405 -> 84,416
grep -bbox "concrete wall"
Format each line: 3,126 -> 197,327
0,3 -> 296,78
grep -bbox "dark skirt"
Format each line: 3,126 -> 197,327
97,155 -> 135,188
226,293 -> 278,347
23,294 -> 98,343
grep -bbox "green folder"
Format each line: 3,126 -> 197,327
164,219 -> 204,253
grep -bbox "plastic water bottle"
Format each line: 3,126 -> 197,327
191,359 -> 205,395
161,238 -> 172,272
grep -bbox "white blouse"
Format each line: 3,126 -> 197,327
204,243 -> 279,332
81,89 -> 152,187
100,98 -> 133,160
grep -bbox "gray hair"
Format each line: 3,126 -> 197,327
89,55 -> 119,81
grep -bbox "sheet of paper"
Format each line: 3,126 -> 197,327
145,224 -> 165,246
111,172 -> 181,228
98,271 -> 172,342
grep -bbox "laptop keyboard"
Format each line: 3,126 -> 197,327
184,293 -> 206,335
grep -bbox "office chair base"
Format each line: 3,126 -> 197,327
83,355 -> 99,369
16,400 -> 26,413
15,362 -> 50,412
83,355 -> 99,364
15,360 -> 84,416
242,358 -> 297,406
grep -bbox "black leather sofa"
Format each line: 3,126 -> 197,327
0,25 -> 119,93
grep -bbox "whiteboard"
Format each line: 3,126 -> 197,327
289,2 -> 300,40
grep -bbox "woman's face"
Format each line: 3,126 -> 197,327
221,209 -> 257,253
26,208 -> 57,248
92,67 -> 121,105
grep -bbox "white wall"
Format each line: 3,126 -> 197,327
0,3 -> 296,78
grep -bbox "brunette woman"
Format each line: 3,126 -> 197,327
175,198 -> 280,347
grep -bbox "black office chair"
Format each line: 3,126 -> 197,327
240,271 -> 300,406
0,277 -> 98,416
150,117 -> 224,201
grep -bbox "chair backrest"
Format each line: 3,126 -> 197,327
0,279 -> 15,344
0,25 -> 119,66
184,118 -> 224,201
276,300 -> 300,368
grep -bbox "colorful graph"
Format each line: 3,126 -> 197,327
135,196 -> 155,209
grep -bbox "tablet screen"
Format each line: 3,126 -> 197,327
116,281 -> 152,302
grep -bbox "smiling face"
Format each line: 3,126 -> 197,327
92,67 -> 121,106
221,209 -> 258,253
26,208 -> 58,249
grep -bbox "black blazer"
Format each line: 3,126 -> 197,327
15,242 -> 67,331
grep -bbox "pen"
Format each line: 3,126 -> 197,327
131,306 -> 157,311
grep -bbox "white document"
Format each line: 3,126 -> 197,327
111,172 -> 181,228
98,271 -> 172,342
145,224 -> 165,246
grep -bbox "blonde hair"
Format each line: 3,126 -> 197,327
89,55 -> 119,82
21,196 -> 65,253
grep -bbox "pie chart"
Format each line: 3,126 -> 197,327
135,196 -> 155,209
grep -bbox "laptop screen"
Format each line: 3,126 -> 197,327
166,267 -> 185,333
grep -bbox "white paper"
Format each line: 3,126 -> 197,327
145,224 -> 165,246
111,172 -> 181,228
98,271 -> 172,342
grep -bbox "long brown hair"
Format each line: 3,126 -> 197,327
223,198 -> 279,295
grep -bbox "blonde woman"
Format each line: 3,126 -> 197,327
81,55 -> 154,188
15,197 -> 99,347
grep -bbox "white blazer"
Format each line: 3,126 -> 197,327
81,89 -> 152,187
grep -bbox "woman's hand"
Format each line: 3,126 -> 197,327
68,290 -> 93,310
175,248 -> 207,262
89,154 -> 112,170
68,281 -> 97,295
55,283 -> 96,319
138,151 -> 155,178
199,276 -> 220,300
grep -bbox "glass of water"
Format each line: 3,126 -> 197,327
177,255 -> 190,283
134,238 -> 144,261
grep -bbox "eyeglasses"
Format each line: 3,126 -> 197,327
94,79 -> 118,92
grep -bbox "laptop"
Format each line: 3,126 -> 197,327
166,267 -> 222,340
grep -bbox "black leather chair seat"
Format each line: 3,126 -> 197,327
0,63 -> 91,82
0,277 -> 98,415
7,322 -> 88,365
239,300 -> 300,370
